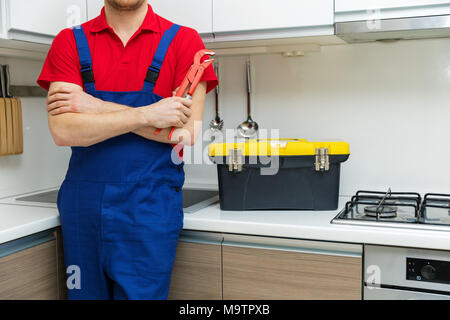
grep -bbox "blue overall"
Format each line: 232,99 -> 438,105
56,24 -> 184,300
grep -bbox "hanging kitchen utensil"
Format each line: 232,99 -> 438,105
209,62 -> 224,132
237,59 -> 259,138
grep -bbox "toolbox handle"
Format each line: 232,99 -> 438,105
255,139 -> 303,149
269,141 -> 287,148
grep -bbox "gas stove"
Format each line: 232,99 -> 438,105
332,189 -> 450,232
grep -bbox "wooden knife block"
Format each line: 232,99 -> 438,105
0,97 -> 23,156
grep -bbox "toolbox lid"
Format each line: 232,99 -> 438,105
208,139 -> 350,157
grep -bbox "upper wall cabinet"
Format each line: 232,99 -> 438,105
335,0 -> 450,22
212,0 -> 335,41
4,0 -> 87,44
87,0 -> 213,36
150,0 -> 213,36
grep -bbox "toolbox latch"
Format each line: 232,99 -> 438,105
315,148 -> 330,172
228,149 -> 243,173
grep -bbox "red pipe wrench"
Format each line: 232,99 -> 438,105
154,49 -> 215,139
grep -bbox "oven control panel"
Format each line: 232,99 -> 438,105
407,258 -> 450,285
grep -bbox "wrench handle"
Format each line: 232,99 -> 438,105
167,94 -> 192,140
154,73 -> 191,136
153,52 -> 214,137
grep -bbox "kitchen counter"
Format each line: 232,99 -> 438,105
1,194 -> 450,251
185,200 -> 450,251
0,203 -> 59,245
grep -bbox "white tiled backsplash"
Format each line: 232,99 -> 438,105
0,37 -> 449,198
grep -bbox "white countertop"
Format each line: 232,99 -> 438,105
0,203 -> 59,244
185,200 -> 450,251
1,192 -> 450,251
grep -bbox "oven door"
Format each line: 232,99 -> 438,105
364,287 -> 450,300
364,245 -> 450,300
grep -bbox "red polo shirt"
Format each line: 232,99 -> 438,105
37,4 -> 218,97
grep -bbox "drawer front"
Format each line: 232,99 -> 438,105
222,235 -> 362,300
223,245 -> 362,300
169,231 -> 223,300
0,239 -> 58,300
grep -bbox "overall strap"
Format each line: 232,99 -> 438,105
144,24 -> 182,91
73,26 -> 96,92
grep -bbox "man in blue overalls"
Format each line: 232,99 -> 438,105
37,0 -> 217,299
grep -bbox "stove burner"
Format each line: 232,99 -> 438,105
364,205 -> 398,218
333,189 -> 450,229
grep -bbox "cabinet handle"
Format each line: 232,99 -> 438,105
222,234 -> 362,258
222,241 -> 361,258
179,231 -> 223,246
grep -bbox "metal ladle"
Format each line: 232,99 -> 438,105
209,62 -> 224,131
237,60 -> 259,138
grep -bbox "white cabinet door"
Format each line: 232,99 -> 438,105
149,0 -> 213,35
6,0 -> 87,43
213,0 -> 334,34
86,0 -> 213,35
335,0 -> 450,22
87,0 -> 104,20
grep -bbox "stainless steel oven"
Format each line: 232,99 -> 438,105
364,245 -> 450,300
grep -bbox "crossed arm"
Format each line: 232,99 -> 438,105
47,81 -> 207,147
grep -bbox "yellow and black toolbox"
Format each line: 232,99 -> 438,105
208,139 -> 350,211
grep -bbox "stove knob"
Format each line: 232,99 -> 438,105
420,264 -> 436,281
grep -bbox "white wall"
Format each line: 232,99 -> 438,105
0,57 -> 70,198
0,38 -> 449,199
184,38 -> 450,196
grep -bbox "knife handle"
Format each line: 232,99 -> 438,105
0,65 -> 6,98
3,65 -> 11,97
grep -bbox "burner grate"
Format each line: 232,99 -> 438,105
332,189 -> 450,230
340,189 -> 422,223
420,193 -> 450,225
334,189 -> 450,227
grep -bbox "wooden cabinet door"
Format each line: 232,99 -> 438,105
6,0 -> 87,43
0,235 -> 58,300
213,0 -> 334,33
168,232 -> 222,300
222,235 -> 362,300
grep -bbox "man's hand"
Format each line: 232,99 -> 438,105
140,96 -> 192,129
46,81 -> 206,146
47,84 -> 102,115
46,83 -> 193,130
